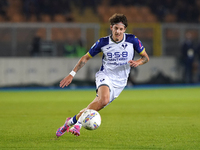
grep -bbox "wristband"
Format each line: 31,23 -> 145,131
69,70 -> 76,77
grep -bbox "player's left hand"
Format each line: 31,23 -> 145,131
128,60 -> 140,67
59,75 -> 73,88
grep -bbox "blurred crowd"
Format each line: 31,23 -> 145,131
0,0 -> 9,21
22,0 -> 73,21
23,0 -> 200,23
21,0 -> 99,20
109,0 -> 200,23
149,0 -> 200,23
0,0 -> 200,23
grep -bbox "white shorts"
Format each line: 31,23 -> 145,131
95,72 -> 124,106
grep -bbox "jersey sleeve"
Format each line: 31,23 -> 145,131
133,36 -> 145,54
88,37 -> 109,58
88,39 -> 102,58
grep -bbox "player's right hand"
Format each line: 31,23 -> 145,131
59,75 -> 73,88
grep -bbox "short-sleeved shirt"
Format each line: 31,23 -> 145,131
88,33 -> 145,88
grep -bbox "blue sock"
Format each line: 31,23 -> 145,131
68,115 -> 78,126
72,115 -> 77,124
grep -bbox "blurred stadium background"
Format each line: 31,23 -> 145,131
0,0 -> 200,88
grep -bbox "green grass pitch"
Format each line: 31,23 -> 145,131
0,86 -> 200,150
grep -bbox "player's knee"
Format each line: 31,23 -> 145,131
99,95 -> 110,107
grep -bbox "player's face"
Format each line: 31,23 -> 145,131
110,23 -> 126,42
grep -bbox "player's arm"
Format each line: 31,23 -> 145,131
60,53 -> 91,88
128,50 -> 149,67
73,52 -> 91,73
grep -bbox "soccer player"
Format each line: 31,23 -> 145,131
56,13 -> 149,137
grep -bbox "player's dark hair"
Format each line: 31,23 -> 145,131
109,13 -> 128,28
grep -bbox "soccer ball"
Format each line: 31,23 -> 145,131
81,109 -> 101,130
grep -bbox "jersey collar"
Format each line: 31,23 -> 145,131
110,33 -> 125,44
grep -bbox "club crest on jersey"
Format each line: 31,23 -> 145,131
122,43 -> 127,49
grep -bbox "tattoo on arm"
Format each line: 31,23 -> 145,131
77,61 -> 86,71
73,54 -> 91,73
141,56 -> 148,65
74,60 -> 86,73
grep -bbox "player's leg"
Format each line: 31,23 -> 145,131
56,72 -> 111,137
56,85 -> 110,137
77,85 -> 110,119
69,85 -> 110,136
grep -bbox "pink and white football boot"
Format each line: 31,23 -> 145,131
56,117 -> 71,137
69,125 -> 81,136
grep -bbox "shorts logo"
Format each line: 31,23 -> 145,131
107,46 -> 112,49
100,79 -> 105,82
